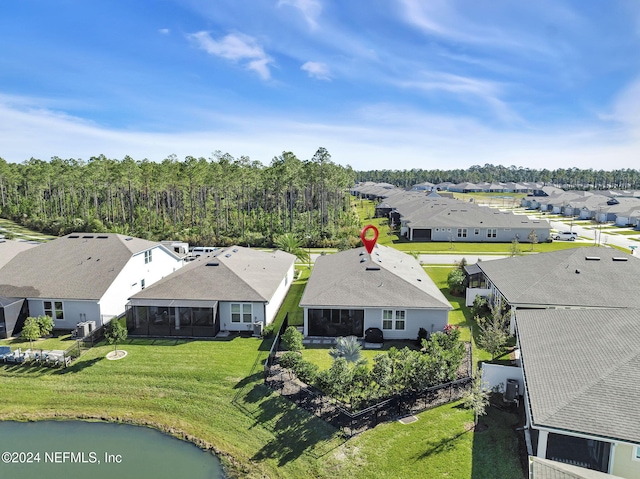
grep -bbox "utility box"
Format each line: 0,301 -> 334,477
253,322 -> 263,337
504,378 -> 519,403
75,321 -> 96,339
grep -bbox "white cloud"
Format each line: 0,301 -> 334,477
158,28 -> 170,35
277,0 -> 322,30
301,61 -> 331,80
398,72 -> 520,123
607,77 -> 640,136
187,31 -> 274,80
1,95 -> 639,171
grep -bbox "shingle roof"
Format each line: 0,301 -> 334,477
0,233 -> 162,300
0,239 -> 39,269
516,308 -> 640,444
299,245 -> 452,309
478,247 -> 640,308
403,202 -> 550,230
529,457 -> 624,479
131,246 -> 295,302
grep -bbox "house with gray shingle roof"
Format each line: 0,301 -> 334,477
516,309 -> 640,478
399,200 -> 550,242
126,246 -> 295,337
476,247 -> 640,326
0,233 -> 183,334
299,245 -> 451,339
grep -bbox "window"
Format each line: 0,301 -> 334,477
382,310 -> 405,330
395,310 -> 406,330
474,228 -> 480,235
382,310 -> 393,330
231,303 -> 253,323
457,228 -> 467,238
141,279 -> 146,290
43,301 -> 64,321
634,446 -> 640,461
144,250 -> 153,264
487,228 -> 497,238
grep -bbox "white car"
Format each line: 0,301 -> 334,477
552,231 -> 578,241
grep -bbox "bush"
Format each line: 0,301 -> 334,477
281,326 -> 304,351
279,351 -> 302,370
447,268 -> 465,296
294,359 -> 319,384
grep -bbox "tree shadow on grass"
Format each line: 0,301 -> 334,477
53,357 -> 104,374
250,394 -> 343,466
414,428 -> 472,460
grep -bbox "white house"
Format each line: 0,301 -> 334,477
0,233 -> 184,331
299,245 -> 452,340
126,246 -> 295,337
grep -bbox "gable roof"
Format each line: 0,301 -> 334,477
299,245 -> 451,310
130,246 -> 295,303
516,308 -> 640,445
478,247 -> 640,308
0,239 -> 39,269
0,233 -> 163,300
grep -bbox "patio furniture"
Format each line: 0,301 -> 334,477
0,346 -> 11,361
5,348 -> 21,363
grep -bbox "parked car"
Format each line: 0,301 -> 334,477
552,231 -> 578,241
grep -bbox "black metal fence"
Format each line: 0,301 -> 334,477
264,336 -> 473,437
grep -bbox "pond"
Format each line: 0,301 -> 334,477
0,420 -> 225,478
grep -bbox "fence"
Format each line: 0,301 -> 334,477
265,339 -> 473,437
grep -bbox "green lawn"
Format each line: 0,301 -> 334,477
0,217 -> 56,241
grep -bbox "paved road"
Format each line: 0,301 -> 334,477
546,219 -> 638,252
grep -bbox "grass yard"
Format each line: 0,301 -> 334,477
0,217 -> 56,241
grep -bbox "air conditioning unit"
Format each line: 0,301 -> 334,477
253,322 -> 263,337
503,378 -> 519,403
75,321 -> 96,339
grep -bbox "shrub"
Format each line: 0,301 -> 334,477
279,351 -> 302,370
447,268 -> 466,296
281,326 -> 304,351
294,359 -> 319,384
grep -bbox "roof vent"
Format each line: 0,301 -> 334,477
125,237 -> 133,241
82,235 -> 94,239
68,235 -> 80,239
97,235 -> 108,239
232,248 -> 238,253
225,253 -> 232,258
575,269 -> 580,274
365,265 -> 381,271
206,262 -> 219,266
585,256 -> 600,261
612,257 -> 628,262
360,258 -> 367,263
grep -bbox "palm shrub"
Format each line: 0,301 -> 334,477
329,335 -> 362,363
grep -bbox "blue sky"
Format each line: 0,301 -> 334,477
1,0 -> 639,170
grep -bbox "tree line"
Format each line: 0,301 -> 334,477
0,148 -> 360,247
356,164 -> 640,190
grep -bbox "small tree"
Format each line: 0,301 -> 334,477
21,317 -> 42,349
476,311 -> 509,360
527,229 -> 538,251
105,319 -> 128,354
36,315 -> 55,337
447,268 -> 466,296
510,238 -> 521,257
281,325 -> 304,352
329,335 -> 362,363
463,374 -> 490,425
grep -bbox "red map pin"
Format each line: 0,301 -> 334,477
360,224 -> 379,254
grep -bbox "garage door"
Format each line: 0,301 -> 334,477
412,228 -> 432,241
